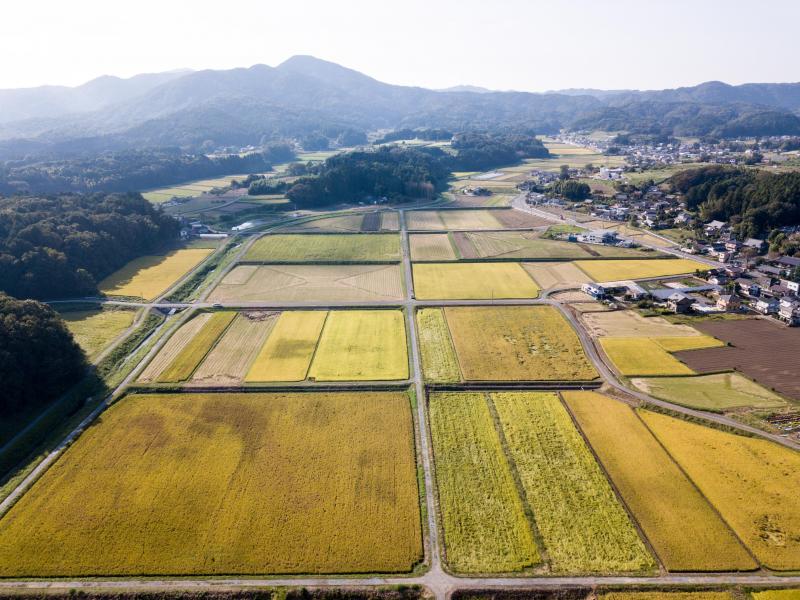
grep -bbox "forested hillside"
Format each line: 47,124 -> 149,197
0,193 -> 179,299
669,166 -> 800,237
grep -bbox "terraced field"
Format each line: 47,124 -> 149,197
0,392 -> 423,576
210,264 -> 405,302
429,392 -> 539,573
244,233 -> 400,262
493,392 -> 654,573
445,306 -> 598,381
99,248 -> 213,300
413,263 -> 540,299
565,392 -> 756,572
641,411 -> 800,570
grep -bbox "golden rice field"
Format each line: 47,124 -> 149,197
521,261 -> 593,290
492,392 -> 654,574
599,337 -> 695,376
0,392 -> 422,576
631,373 -> 788,412
564,391 -> 756,572
210,264 -> 405,302
99,248 -> 212,300
409,233 -> 457,261
429,392 -> 539,573
245,311 -> 328,382
244,233 -> 401,262
413,263 -> 540,300
599,593 -> 733,600
641,410 -> 800,570
138,313 -> 213,382
61,308 -> 136,361
752,592 -> 800,600
575,258 -> 708,282
445,306 -> 598,381
654,335 -> 726,352
416,308 -> 461,383
308,310 -> 408,381
190,312 -> 278,385
283,214 -> 364,233
158,312 -> 236,382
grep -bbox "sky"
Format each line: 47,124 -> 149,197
2,0 -> 799,92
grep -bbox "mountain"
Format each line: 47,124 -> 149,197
437,85 -> 494,93
0,57 -> 799,161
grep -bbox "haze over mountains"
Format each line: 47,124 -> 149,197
1,55 -> 800,160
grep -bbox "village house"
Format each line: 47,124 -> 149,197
716,294 -> 741,312
667,293 -> 695,314
755,297 -> 780,314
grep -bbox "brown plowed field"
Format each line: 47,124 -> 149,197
675,318 -> 800,401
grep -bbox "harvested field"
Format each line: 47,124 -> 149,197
564,391 -> 756,572
522,262 -> 593,289
654,336 -> 725,352
190,312 -> 278,385
465,232 -> 591,260
282,214 -> 364,232
575,259 -> 707,282
416,308 -> 461,383
445,306 -> 598,381
429,392 -> 539,573
452,231 -> 479,258
158,312 -> 236,382
413,263 -> 539,300
406,211 -> 445,230
581,311 -> 702,338
493,392 -> 653,573
0,392 -> 422,575
99,248 -> 212,300
599,338 -> 695,376
210,264 -> 405,303
381,211 -> 399,231
599,593 -> 732,600
245,311 -> 327,382
410,234 -> 457,261
244,233 -> 400,262
138,313 -> 213,383
415,210 -> 503,230
631,373 -> 788,412
62,309 -> 135,361
641,410 -> 800,570
675,318 -> 800,401
493,210 -> 554,228
308,310 -> 408,381
361,212 -> 381,232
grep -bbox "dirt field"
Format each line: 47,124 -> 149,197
409,233 -> 458,261
209,264 -> 405,302
521,262 -> 593,289
99,248 -> 212,300
413,263 -> 540,300
675,318 -> 800,400
0,392 -> 422,576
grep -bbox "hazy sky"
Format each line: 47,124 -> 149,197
2,0 -> 799,91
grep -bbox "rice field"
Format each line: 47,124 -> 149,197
429,392 -> 539,573
752,592 -> 800,600
0,392 -> 422,575
190,312 -> 278,385
492,392 -> 654,573
599,593 -> 733,600
282,214 -> 365,232
406,211 -> 444,230
654,336 -> 725,352
406,210 -> 503,230
142,175 -> 251,203
99,248 -> 213,300
564,391 -> 756,572
640,410 -> 800,570
61,308 -> 135,361
381,211 -> 399,231
521,262 -> 593,289
413,263 -> 540,300
209,264 -> 405,302
599,338 -> 696,376
244,233 -> 401,262
445,306 -> 598,381
158,312 -> 236,382
138,313 -> 213,382
308,310 -> 408,381
416,308 -> 461,383
245,311 -> 328,382
631,373 -> 788,412
409,234 -> 457,261
581,311 -> 703,338
463,232 -> 648,260
575,259 -> 708,282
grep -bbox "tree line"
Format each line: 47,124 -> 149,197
0,193 -> 179,300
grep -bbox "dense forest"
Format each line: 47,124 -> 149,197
286,146 -> 451,207
0,294 -> 87,421
0,144 -> 295,195
669,166 -> 800,238
450,132 -> 550,170
0,193 -> 179,300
